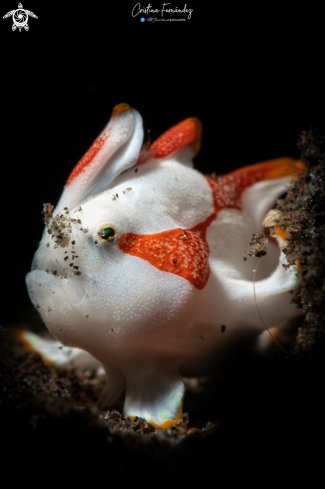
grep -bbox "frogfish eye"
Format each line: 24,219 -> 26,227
98,226 -> 117,241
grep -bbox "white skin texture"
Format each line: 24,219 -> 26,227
26,105 -> 300,425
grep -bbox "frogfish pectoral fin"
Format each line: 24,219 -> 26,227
13,329 -> 100,369
123,364 -> 185,428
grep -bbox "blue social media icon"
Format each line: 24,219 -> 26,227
140,17 -> 145,22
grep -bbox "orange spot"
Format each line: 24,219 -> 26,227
149,117 -> 202,159
275,222 -> 289,240
67,129 -> 110,186
119,157 -> 305,289
13,329 -> 54,366
111,103 -> 131,118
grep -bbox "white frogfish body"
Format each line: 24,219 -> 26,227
25,103 -> 305,426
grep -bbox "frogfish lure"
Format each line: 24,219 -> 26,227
24,103 -> 305,427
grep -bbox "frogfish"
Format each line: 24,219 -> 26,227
23,103 -> 304,427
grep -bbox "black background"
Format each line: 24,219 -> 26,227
1,2 -> 324,480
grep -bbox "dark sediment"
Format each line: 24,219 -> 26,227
275,128 -> 325,354
1,129 -> 325,482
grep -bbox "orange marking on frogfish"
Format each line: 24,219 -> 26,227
206,157 -> 306,211
111,103 -> 131,118
66,130 -> 110,186
13,329 -> 54,366
148,117 -> 202,160
119,157 -> 305,289
129,403 -> 184,429
151,403 -> 184,429
118,226 -> 210,289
